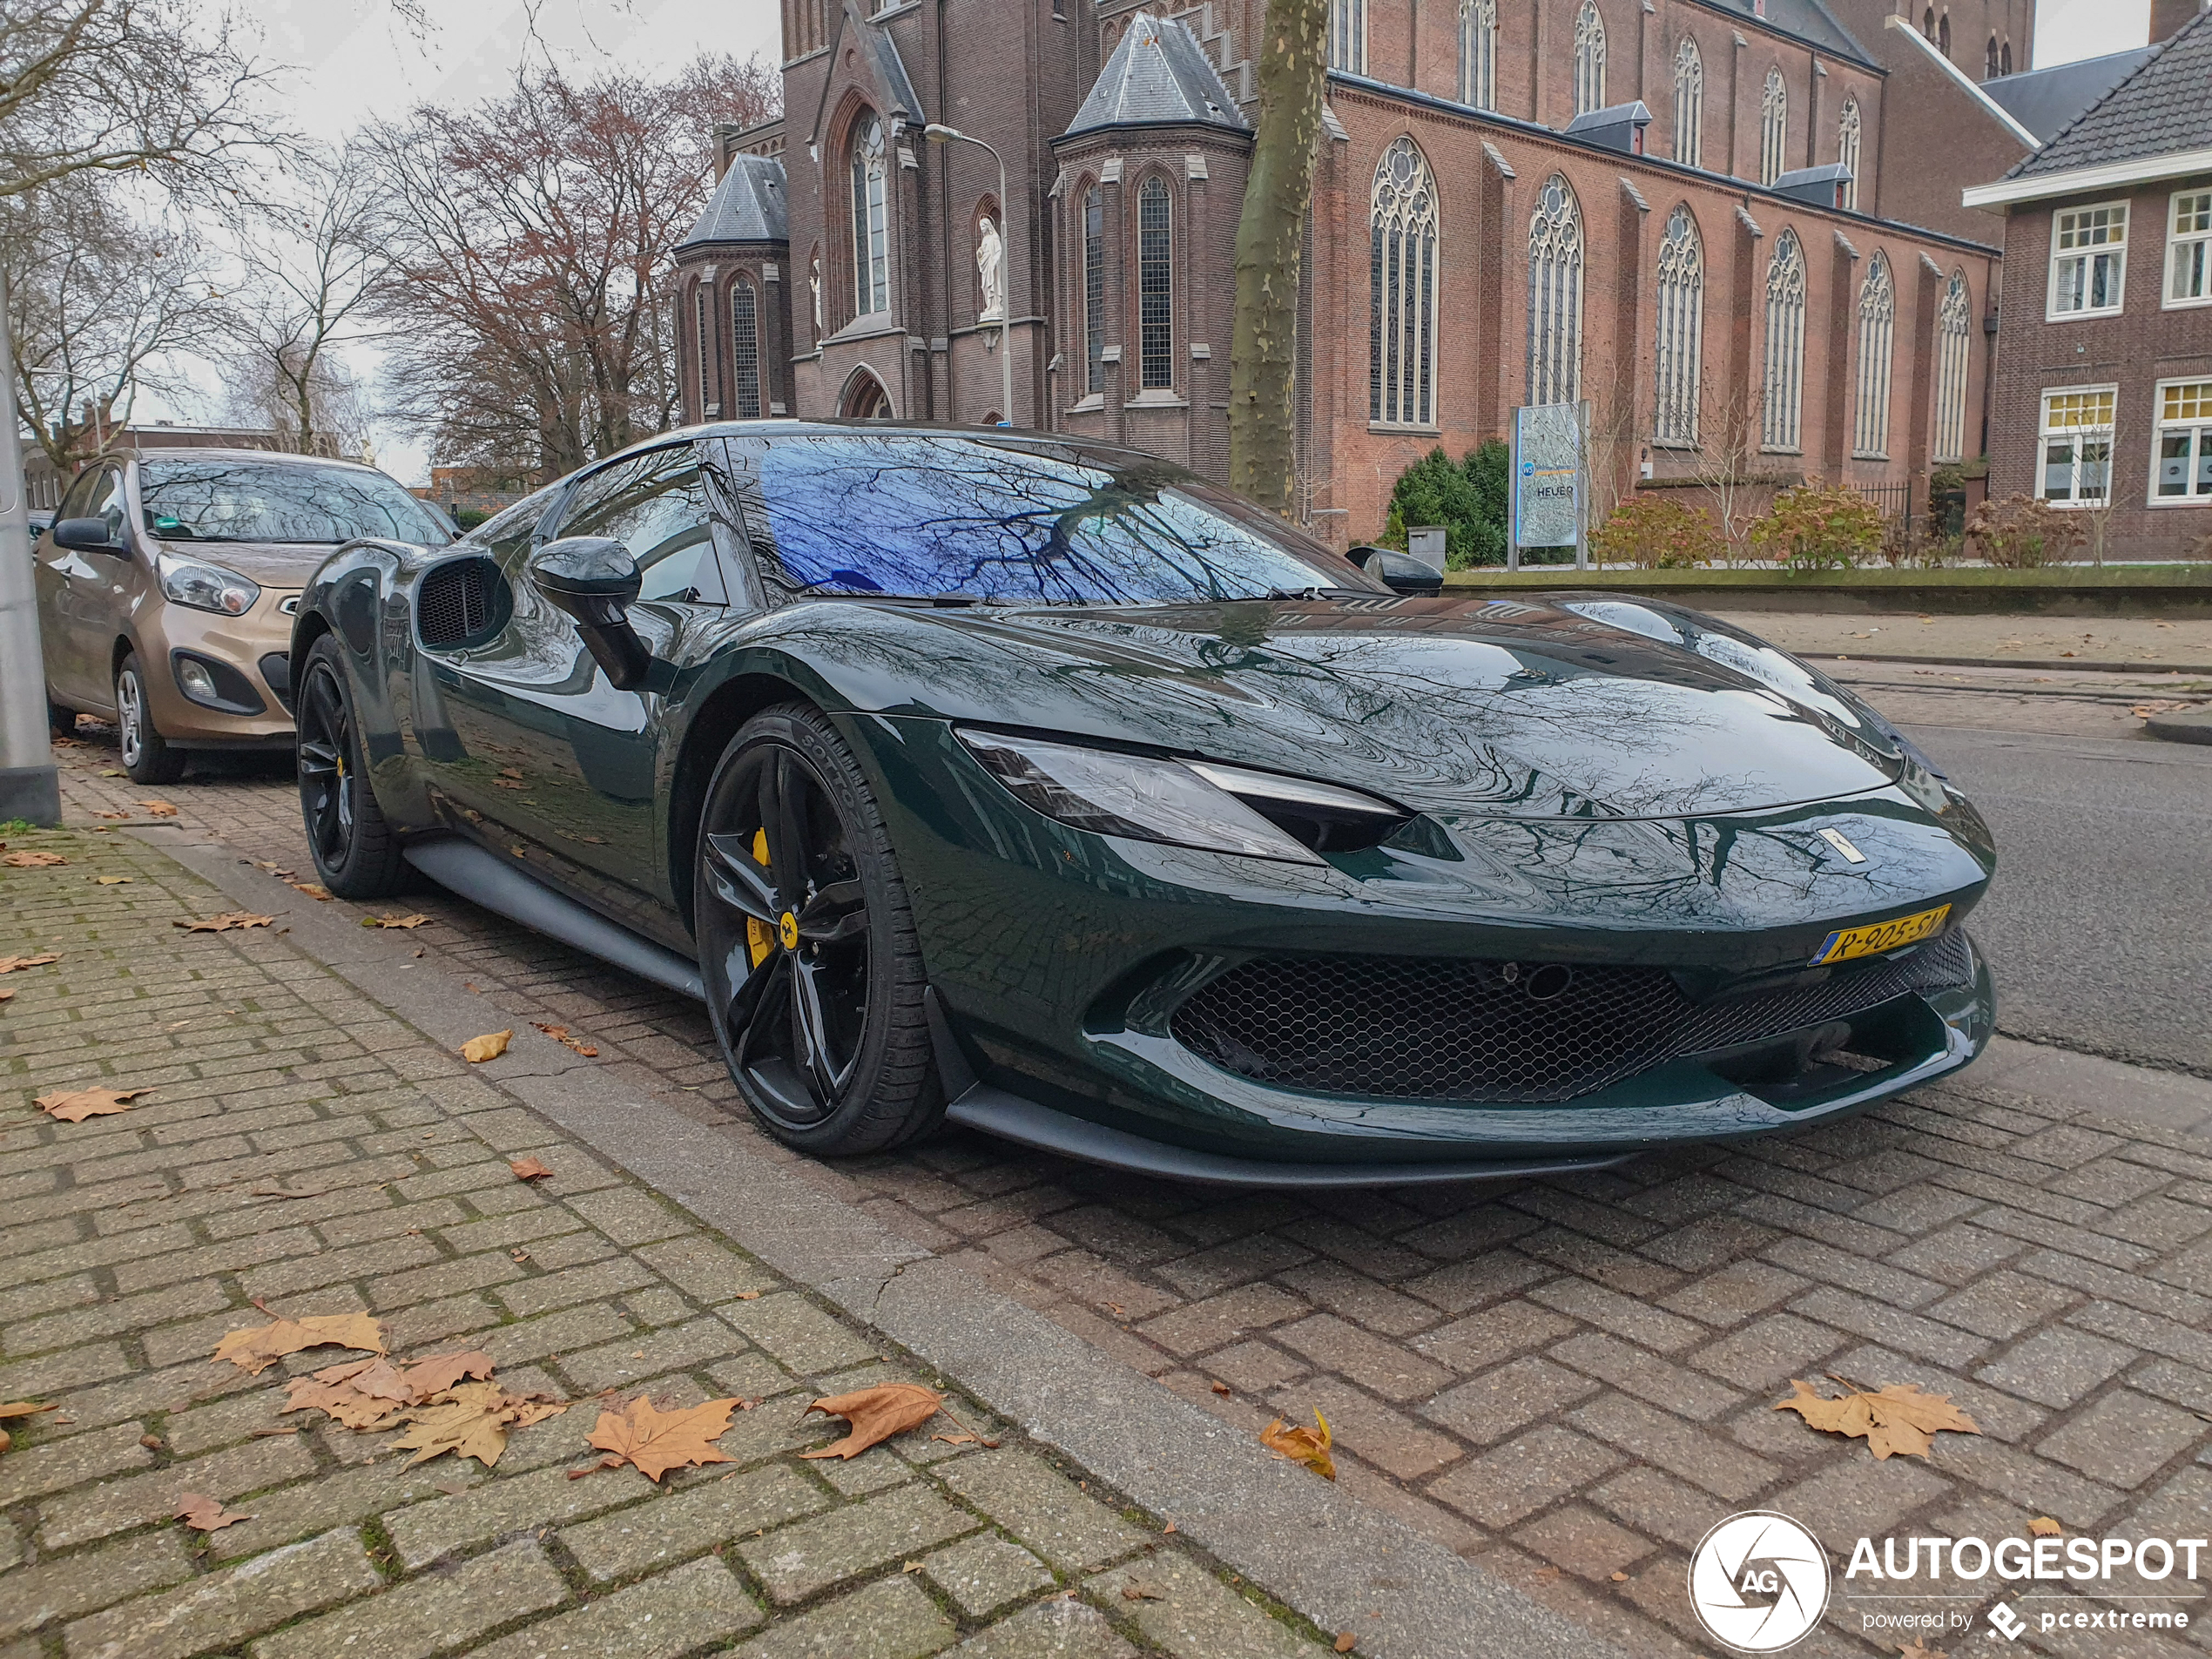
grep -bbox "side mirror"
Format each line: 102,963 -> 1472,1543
54,516 -> 125,555
528,536 -> 650,689
1351,545 -> 1444,597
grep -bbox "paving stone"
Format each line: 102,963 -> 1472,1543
1566,1393 -> 1781,1501
1266,1315 -> 1452,1402
63,1527 -> 379,1659
955,1598 -> 1136,1658
1926,1271 -> 2081,1340
494,1255 -> 661,1319
1548,1331 -> 1744,1421
0,1518 -> 17,1573
204,1460 -> 472,1562
1774,1453 -> 1953,1542
722,1292 -> 877,1374
739,1483 -> 978,1603
562,1463 -> 828,1581
1411,1302 -> 1577,1373
636,1234 -> 779,1302
558,1315 -> 743,1394
1135,1285 -> 1305,1358
0,1532 -> 195,1641
1426,1425 -> 1625,1527
1422,1356 -> 1599,1444
1975,1326 -> 2135,1407
729,1576 -> 954,1659
1787,1286 -> 1986,1368
1083,1551 -> 1317,1659
1512,1502 -> 1654,1581
252,1537 -> 568,1659
0,1420 -> 153,1507
1268,1373 -> 1462,1481
2034,1390 -> 2205,1488
567,1187 -> 692,1246
469,1556 -> 765,1659
37,1426 -> 317,1550
1687,1312 -> 1847,1390
1528,1277 -> 1708,1352
1587,1465 -> 1723,1551
1882,1224 -> 2025,1287
476,1301 -> 632,1370
923,1532 -> 1056,1617
385,1460 -> 658,1568
935,1451 -> 1150,1573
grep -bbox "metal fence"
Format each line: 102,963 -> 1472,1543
1851,482 -> 1912,521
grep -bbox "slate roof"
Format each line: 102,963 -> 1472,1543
1063,14 -> 1248,138
679,153 -> 786,249
1693,0 -> 1871,67
2009,9 -> 2212,179
1981,46 -> 2159,144
862,16 -> 924,126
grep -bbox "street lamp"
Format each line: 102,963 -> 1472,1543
923,122 -> 1014,430
0,267 -> 59,826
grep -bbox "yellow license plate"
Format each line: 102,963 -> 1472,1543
1810,904 -> 1951,966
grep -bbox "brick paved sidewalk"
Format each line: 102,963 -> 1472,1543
0,826 -> 1346,1659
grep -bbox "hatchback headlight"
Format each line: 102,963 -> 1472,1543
158,552 -> 260,617
958,731 -> 1406,865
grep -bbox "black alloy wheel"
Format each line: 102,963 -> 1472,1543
696,704 -> 941,1155
295,634 -> 406,899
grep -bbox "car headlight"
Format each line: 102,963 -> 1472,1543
158,552 -> 260,617
957,730 -> 1406,864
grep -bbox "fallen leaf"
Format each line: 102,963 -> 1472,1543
1896,1640 -> 1947,1659
174,1493 -> 252,1531
932,1432 -> 976,1446
499,767 -> 523,779
174,912 -> 273,933
587,1394 -> 743,1481
92,874 -> 132,884
364,914 -> 433,928
212,1312 -> 387,1376
0,954 -> 60,973
566,1453 -> 624,1479
1773,1378 -> 1979,1460
290,881 -> 331,900
390,1379 -> 564,1468
800,1383 -> 944,1460
1336,1635 -> 1359,1654
2029,1516 -> 2062,1538
1608,1571 -> 1629,1581
0,1402 -> 57,1420
3,851 -> 67,867
461,1029 -> 513,1063
530,1022 -> 598,1057
92,809 -> 129,819
495,779 -> 527,790
1211,1381 -> 1231,1395
139,800 -> 179,816
731,1291 -> 761,1300
36,1086 -> 148,1122
0,988 -> 11,1001
1121,1580 -> 1165,1601
1163,1521 -> 1177,1534
247,1425 -> 300,1438
509,1157 -> 554,1182
1259,1410 -> 1335,1480
902,1560 -> 924,1573
99,767 -> 124,777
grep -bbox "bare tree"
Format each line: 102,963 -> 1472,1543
1685,372 -> 1770,565
1581,381 -> 1642,543
2074,416 -> 2120,567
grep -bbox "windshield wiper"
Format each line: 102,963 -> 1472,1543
1258,585 -> 1374,602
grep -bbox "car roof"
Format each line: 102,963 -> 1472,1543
127,448 -> 388,472
612,417 -> 1189,482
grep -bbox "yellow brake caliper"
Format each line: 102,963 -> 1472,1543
745,828 -> 774,967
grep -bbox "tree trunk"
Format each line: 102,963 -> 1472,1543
1227,0 -> 1328,516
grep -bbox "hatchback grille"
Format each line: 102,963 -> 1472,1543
1170,930 -> 1973,1103
417,558 -> 496,649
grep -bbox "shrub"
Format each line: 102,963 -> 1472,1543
1590,494 -> 1723,568
1750,482 -> 1885,570
451,507 -> 491,531
1966,493 -> 2084,568
1380,442 -> 1510,568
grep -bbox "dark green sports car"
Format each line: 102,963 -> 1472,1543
290,421 -> 1995,1187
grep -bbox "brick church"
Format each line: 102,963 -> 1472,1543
687,0 -> 2053,548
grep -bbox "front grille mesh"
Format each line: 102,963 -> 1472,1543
417,559 -> 494,649
1170,929 -> 1973,1103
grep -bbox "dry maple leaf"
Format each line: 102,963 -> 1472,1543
1336,1635 -> 1359,1654
363,914 -> 433,929
0,954 -> 60,973
0,988 -> 12,1002
587,1394 -> 744,1481
461,1029 -> 513,1063
509,1157 -> 555,1182
530,1022 -> 599,1057
290,881 -> 332,900
92,874 -> 132,885
174,912 -> 274,934
1121,1580 -> 1165,1602
174,1493 -> 253,1531
212,1312 -> 387,1376
2028,1516 -> 2062,1537
800,1383 -> 945,1460
1259,1410 -> 1335,1480
35,1086 -> 149,1123
138,800 -> 179,816
1773,1379 -> 1979,1460
0,1402 -> 56,1420
1896,1640 -> 1946,1659
3,851 -> 67,867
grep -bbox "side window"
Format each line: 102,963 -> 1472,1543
471,482 -> 563,571
56,467 -> 104,523
555,446 -> 718,603
86,469 -> 125,541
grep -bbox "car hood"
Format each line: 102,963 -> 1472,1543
799,591 -> 1919,821
148,540 -> 345,589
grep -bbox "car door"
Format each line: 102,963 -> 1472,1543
424,442 -> 733,934
35,464 -> 130,708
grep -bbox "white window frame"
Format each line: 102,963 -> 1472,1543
2046,201 -> 2127,321
2164,189 -> 2212,310
1574,2 -> 1607,117
1759,69 -> 1788,189
1460,0 -> 1497,110
2037,385 -> 2117,507
1329,0 -> 1366,75
1370,138 -> 1440,428
2147,376 -> 2212,505
1673,37 -> 1703,169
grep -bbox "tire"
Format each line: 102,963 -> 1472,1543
115,653 -> 186,785
295,634 -> 407,900
694,703 -> 943,1157
48,698 -> 78,739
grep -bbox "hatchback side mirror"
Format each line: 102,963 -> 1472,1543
54,516 -> 125,555
528,536 -> 650,689
1351,545 -> 1445,597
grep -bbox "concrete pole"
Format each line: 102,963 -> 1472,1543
0,267 -> 60,825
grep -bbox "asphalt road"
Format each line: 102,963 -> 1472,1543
1895,717 -> 2212,1076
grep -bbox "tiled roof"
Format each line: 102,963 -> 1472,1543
2009,9 -> 2212,180
679,153 -> 786,249
1063,14 -> 1248,138
1981,47 -> 2159,144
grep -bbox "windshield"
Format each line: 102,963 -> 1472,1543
138,458 -> 453,545
756,434 -> 1380,604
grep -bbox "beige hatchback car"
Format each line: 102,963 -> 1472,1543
37,448 -> 455,783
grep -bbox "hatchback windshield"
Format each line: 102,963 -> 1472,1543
756,435 -> 1380,604
138,458 -> 452,545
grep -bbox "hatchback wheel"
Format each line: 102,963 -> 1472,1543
296,635 -> 406,899
115,653 -> 186,785
695,704 -> 943,1155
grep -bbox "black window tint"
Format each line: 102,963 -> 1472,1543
469,482 -> 563,570
556,447 -> 716,603
138,459 -> 449,544
57,467 -> 105,523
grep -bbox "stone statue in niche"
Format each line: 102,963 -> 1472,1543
810,254 -> 823,336
975,215 -> 1005,321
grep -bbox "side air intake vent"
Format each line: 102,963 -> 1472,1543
415,557 -> 506,651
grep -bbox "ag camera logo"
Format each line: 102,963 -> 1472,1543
1689,1511 -> 1831,1651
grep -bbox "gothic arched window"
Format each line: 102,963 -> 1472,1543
1527,175 -> 1584,407
1460,0 -> 1497,108
731,277 -> 762,419
1082,185 -> 1106,395
1329,0 -> 1366,72
1574,3 -> 1607,116
693,282 -> 718,415
1838,98 -> 1863,211
1853,253 -> 1894,458
1986,35 -> 2000,78
1655,207 -> 1703,445
2001,40 -> 2013,73
1938,10 -> 1951,56
1934,272 -> 1972,462
1137,177 -> 1173,390
1762,229 -> 1807,452
849,111 -> 888,317
1370,138 -> 1439,426
1760,70 -> 1788,186
1673,37 -> 1703,168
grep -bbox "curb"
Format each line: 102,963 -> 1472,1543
2145,708 -> 2212,745
133,825 -> 1622,1659
1809,650 -> 2212,676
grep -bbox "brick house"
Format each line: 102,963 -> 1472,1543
1967,7 -> 2212,560
688,0 -> 2042,550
